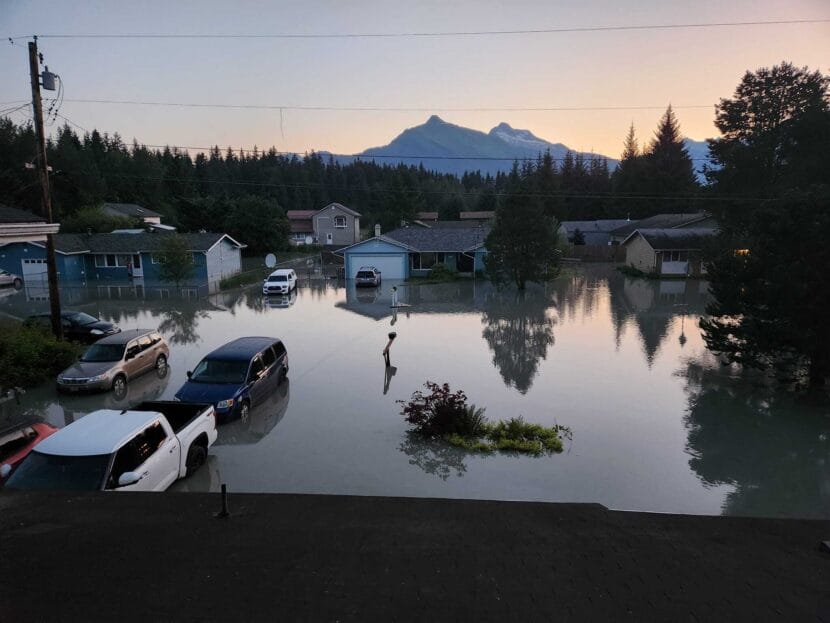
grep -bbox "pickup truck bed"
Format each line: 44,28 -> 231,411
132,401 -> 213,435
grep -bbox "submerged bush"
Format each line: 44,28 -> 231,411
0,325 -> 81,390
399,382 -> 569,456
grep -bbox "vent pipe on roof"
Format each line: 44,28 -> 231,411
374,223 -> 381,237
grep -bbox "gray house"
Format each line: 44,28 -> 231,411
287,203 -> 361,246
101,202 -> 163,225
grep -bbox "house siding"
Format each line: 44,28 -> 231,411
343,238 -> 409,278
314,204 -> 360,246
205,239 -> 242,282
624,235 -> 657,272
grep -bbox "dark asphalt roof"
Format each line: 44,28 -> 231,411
0,204 -> 46,224
206,336 -> 281,360
101,202 -> 162,218
320,202 -> 361,217
560,219 -> 631,234
611,213 -> 708,238
383,225 -> 489,252
628,228 -> 716,250
48,232 -> 241,254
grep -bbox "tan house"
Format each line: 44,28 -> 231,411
622,228 -> 715,277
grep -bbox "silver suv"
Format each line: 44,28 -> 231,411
57,329 -> 170,398
355,266 -> 382,287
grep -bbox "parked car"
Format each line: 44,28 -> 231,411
26,310 -> 120,343
1,401 -> 217,491
355,266 -> 382,287
174,336 -> 288,423
262,269 -> 297,295
0,419 -> 58,483
0,269 -> 22,289
56,329 -> 169,397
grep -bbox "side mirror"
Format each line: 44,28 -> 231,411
186,370 -> 192,379
117,471 -> 141,487
0,464 -> 11,479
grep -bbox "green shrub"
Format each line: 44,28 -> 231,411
399,382 -> 569,456
0,325 -> 82,390
427,264 -> 456,282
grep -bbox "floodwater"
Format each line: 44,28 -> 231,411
2,266 -> 828,518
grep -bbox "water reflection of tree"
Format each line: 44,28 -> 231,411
481,285 -> 556,394
682,357 -> 830,518
158,308 -> 209,345
398,433 -> 469,480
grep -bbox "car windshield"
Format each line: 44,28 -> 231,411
268,275 -> 288,282
356,271 -> 374,278
190,358 -> 249,384
67,312 -> 99,326
80,343 -> 125,362
5,451 -> 110,491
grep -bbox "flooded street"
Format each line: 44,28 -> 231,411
2,266 -> 828,518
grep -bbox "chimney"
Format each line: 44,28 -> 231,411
374,223 -> 381,237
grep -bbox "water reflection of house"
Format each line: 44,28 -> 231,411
336,282 -> 490,321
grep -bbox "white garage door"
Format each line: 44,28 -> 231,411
21,258 -> 48,283
348,254 -> 406,279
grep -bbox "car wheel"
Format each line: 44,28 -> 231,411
12,278 -> 22,289
112,375 -> 127,400
185,444 -> 207,477
239,401 -> 250,423
156,354 -> 167,369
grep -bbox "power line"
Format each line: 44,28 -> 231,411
61,97 -> 713,113
8,18 -> 829,40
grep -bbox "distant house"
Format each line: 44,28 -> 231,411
286,203 -> 361,247
340,225 -> 488,280
0,232 -> 243,290
610,213 -> 715,244
0,204 -> 59,244
459,211 -> 495,224
101,202 -> 163,226
416,212 -> 439,222
622,228 -> 715,277
558,219 -> 631,246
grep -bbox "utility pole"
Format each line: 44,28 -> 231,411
28,37 -> 63,339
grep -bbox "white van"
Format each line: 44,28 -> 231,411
262,268 -> 297,295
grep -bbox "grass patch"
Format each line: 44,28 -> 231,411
220,269 -> 269,290
616,265 -> 659,279
399,382 -> 570,456
0,325 -> 83,391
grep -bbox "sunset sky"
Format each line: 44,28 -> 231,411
2,1 -> 828,160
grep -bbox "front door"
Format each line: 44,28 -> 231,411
326,233 -> 333,244
131,254 -> 143,277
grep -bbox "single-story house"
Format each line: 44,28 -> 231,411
558,219 -> 631,246
340,225 -> 488,279
101,202 -> 163,225
622,228 -> 715,277
416,212 -> 439,222
0,232 -> 243,288
610,212 -> 715,244
287,203 -> 361,246
0,204 -> 59,244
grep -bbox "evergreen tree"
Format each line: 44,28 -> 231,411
644,105 -> 697,197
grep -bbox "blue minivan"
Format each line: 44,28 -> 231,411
174,337 -> 288,423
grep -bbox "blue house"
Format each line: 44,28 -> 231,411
340,225 -> 488,280
0,232 -> 244,290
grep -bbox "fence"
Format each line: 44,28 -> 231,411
562,244 -> 627,263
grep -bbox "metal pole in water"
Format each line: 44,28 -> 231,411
216,483 -> 230,518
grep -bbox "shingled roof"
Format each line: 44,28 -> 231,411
611,213 -> 709,238
383,225 -> 489,252
43,232 -> 243,254
101,203 -> 162,219
0,204 -> 46,224
624,228 -> 715,251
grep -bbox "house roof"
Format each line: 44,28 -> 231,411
559,219 -> 631,234
383,225 -> 490,252
289,221 -> 314,233
319,202 -> 361,217
42,232 -> 243,255
101,202 -> 162,219
459,211 -> 495,220
416,212 -> 439,221
611,213 -> 709,238
623,228 -> 716,251
0,204 -> 46,224
414,220 -> 491,230
286,210 -> 317,220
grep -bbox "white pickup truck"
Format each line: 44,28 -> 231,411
1,401 -> 217,492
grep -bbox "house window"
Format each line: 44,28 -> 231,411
411,253 -> 438,270
151,254 -> 163,264
334,216 -> 347,229
95,254 -> 119,267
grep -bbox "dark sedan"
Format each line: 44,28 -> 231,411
25,311 -> 120,343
